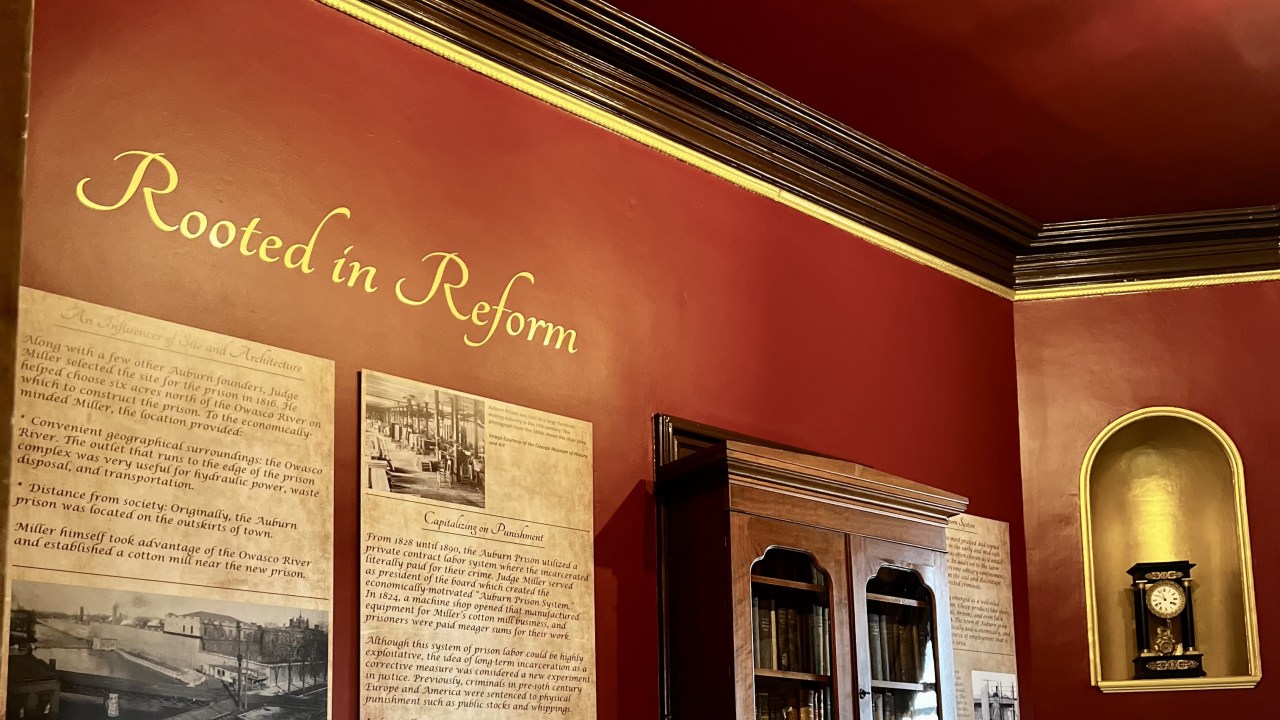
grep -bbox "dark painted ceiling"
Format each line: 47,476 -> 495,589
607,0 -> 1280,223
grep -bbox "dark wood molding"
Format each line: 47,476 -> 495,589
653,414 -> 832,469
350,0 -> 1034,285
1017,206 -> 1280,290
343,1 -> 1280,294
1036,205 -> 1280,248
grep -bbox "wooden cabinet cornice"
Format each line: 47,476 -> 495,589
657,440 -> 968,720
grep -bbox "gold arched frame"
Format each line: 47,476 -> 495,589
1080,406 -> 1261,692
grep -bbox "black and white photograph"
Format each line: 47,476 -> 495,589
8,579 -> 329,720
972,670 -> 1019,720
363,371 -> 487,508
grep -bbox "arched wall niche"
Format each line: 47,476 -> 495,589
1080,407 -> 1261,692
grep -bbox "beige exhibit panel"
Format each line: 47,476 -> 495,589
946,514 -> 1019,720
359,370 -> 595,720
5,288 -> 335,716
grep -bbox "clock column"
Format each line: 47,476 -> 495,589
1133,580 -> 1150,653
1181,578 -> 1196,651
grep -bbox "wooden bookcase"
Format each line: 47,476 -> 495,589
656,439 -> 967,720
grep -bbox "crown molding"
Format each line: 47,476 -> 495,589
1037,205 -> 1280,248
1017,206 -> 1280,291
341,0 -> 1034,286
333,0 -> 1280,297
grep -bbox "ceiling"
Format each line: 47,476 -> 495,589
606,0 -> 1280,223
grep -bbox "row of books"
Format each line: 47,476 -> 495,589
752,596 -> 830,675
867,608 -> 931,683
754,687 -> 831,720
870,689 -> 928,720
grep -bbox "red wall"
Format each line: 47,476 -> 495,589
22,1 -> 1027,717
1015,282 -> 1280,719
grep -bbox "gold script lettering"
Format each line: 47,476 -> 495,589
74,150 -> 343,275
464,272 -> 534,349
288,207 -> 349,274
396,254 -> 575,353
76,150 -> 179,231
74,149 -> 580,354
394,252 -> 470,320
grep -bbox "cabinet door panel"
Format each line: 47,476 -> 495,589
851,536 -> 956,720
732,512 -> 855,720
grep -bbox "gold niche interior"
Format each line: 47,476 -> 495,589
1080,407 -> 1261,692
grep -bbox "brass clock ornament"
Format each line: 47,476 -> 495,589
1126,561 -> 1205,679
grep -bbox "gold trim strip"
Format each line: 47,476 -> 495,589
1080,407 -> 1262,690
1098,676 -> 1261,693
319,2 -> 1280,303
316,0 -> 1015,300
775,192 -> 1011,297
1016,268 -> 1280,301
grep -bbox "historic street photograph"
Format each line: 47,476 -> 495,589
363,371 -> 487,508
8,579 -> 329,720
972,670 -> 1019,720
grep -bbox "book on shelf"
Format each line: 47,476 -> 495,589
767,693 -> 783,720
882,689 -> 900,720
825,606 -> 832,675
908,623 -> 921,683
769,602 -> 779,671
755,597 -> 776,670
898,619 -> 915,682
754,687 -> 829,720
820,607 -> 827,674
814,607 -> 823,674
868,600 -> 939,687
812,607 -> 821,675
869,610 -> 883,679
888,616 -> 902,681
776,606 -> 790,671
772,691 -> 794,720
788,607 -> 802,674
878,612 -> 891,681
812,606 -> 823,675
821,606 -> 829,674
798,607 -> 810,672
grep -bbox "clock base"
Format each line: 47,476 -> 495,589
1133,652 -> 1206,679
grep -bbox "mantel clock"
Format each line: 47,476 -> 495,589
1126,561 -> 1205,679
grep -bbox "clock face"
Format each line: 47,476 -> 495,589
1147,581 -> 1187,619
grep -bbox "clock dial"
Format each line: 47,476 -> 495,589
1146,581 -> 1187,619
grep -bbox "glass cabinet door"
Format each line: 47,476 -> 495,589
732,513 -> 853,720
864,566 -> 938,720
752,547 -> 834,720
853,536 -> 955,720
